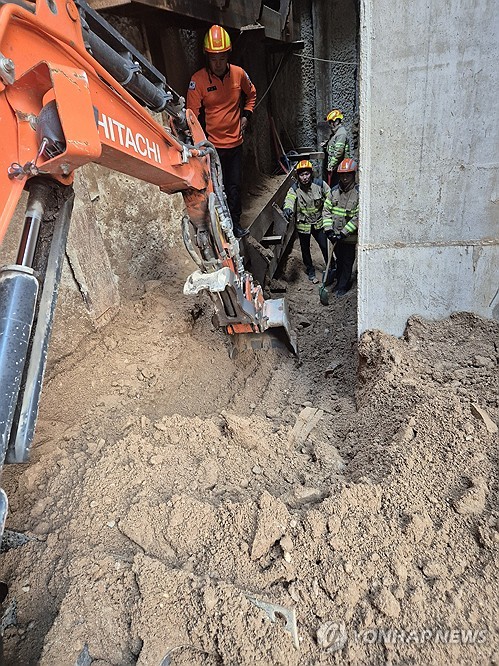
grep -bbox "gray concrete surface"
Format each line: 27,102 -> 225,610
358,0 -> 499,335
312,0 -> 358,127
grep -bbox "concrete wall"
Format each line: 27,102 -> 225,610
358,0 -> 499,336
269,0 -> 316,161
312,0 -> 358,127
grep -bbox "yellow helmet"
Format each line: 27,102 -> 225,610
326,109 -> 343,122
204,25 -> 232,53
296,159 -> 313,172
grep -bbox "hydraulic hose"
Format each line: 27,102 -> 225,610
187,140 -> 245,277
181,215 -> 203,269
193,141 -> 231,221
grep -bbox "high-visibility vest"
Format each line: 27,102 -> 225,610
326,125 -> 350,171
323,184 -> 359,242
283,179 -> 330,233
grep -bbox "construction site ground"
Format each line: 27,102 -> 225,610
0,177 -> 498,665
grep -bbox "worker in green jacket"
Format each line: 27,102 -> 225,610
323,158 -> 358,296
282,160 -> 331,284
323,109 -> 350,187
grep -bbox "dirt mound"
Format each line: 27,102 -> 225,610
0,233 -> 498,665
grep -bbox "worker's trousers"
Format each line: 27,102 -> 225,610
217,144 -> 243,230
298,228 -> 328,276
335,241 -> 356,292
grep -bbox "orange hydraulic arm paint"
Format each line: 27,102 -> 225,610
0,0 -> 213,241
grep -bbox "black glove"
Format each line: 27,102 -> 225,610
282,208 -> 293,221
326,231 -> 343,243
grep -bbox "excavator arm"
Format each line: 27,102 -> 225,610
0,0 -> 296,534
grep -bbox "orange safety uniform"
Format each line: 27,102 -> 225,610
187,64 -> 256,149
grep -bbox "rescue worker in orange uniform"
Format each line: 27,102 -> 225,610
323,158 -> 358,296
323,109 -> 350,187
187,25 -> 257,238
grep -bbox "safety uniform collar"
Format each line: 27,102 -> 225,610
207,63 -> 231,83
339,180 -> 355,193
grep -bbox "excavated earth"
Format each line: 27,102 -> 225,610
0,179 -> 498,665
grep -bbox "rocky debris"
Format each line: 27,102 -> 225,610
324,360 -> 343,377
251,492 -> 289,560
290,486 -> 324,507
0,215 -> 498,666
0,530 -> 35,554
470,403 -> 498,434
472,355 -> 496,369
222,412 -> 268,451
372,587 -> 401,619
405,512 -> 434,543
453,478 -> 488,515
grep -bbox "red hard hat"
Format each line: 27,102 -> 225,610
337,158 -> 358,173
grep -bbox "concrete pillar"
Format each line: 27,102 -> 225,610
358,0 -> 499,336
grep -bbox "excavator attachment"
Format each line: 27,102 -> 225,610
184,269 -> 297,354
228,299 -> 297,356
183,179 -> 297,354
182,185 -> 297,354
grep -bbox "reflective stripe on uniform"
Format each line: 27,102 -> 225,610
284,180 -> 328,231
297,217 -> 324,233
327,125 -> 350,171
322,185 -> 359,237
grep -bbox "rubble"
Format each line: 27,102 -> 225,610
0,200 -> 497,665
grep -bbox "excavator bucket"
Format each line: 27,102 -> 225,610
228,296 -> 297,356
261,296 -> 298,353
183,266 -> 297,355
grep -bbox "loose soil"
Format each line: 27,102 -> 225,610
0,178 -> 498,665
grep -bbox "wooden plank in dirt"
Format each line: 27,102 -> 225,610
66,171 -> 120,329
289,407 -> 323,446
